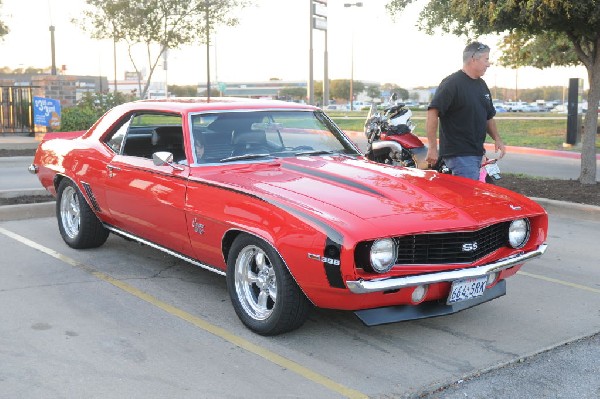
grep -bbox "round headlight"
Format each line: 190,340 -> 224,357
370,238 -> 397,273
508,219 -> 530,248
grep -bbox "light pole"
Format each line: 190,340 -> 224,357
47,0 -> 57,76
49,25 -> 57,75
205,0 -> 211,101
343,2 -> 362,111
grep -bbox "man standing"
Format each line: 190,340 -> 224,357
425,41 -> 506,180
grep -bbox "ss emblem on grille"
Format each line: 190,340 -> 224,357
462,242 -> 478,252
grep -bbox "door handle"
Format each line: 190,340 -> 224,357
107,164 -> 121,178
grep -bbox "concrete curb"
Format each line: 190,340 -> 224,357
0,188 -> 51,198
0,201 -> 55,222
531,197 -> 600,221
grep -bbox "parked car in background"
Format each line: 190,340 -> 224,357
29,97 -> 548,335
504,101 -> 527,112
522,104 -> 541,112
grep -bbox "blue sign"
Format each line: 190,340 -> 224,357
33,96 -> 61,128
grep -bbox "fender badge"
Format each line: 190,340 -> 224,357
192,218 -> 204,234
510,204 -> 522,210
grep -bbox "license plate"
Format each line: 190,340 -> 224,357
447,276 -> 487,304
485,162 -> 501,179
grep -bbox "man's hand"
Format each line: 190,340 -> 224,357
494,139 -> 506,159
426,147 -> 439,168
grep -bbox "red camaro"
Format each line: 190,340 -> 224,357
30,98 -> 548,335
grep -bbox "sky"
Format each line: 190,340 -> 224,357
0,0 -> 589,93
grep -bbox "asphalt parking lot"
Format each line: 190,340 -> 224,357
1,201 -> 599,398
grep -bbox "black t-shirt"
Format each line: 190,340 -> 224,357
429,70 -> 496,157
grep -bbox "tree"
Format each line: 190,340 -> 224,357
279,87 -> 306,102
366,85 -> 382,102
168,84 -> 198,97
381,83 -> 409,101
386,0 -> 598,185
330,79 -> 365,103
77,0 -> 249,99
0,0 -> 8,39
314,82 -> 323,105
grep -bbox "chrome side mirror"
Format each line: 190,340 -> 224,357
152,151 -> 184,170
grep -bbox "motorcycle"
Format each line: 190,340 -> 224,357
363,94 -> 428,170
363,93 -> 501,183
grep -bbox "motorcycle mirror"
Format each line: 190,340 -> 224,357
390,93 -> 398,102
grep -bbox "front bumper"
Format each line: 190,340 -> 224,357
346,244 -> 547,294
355,280 -> 506,326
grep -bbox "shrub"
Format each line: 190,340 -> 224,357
59,91 -> 134,131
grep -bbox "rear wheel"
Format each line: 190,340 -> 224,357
226,234 -> 311,335
56,179 -> 109,249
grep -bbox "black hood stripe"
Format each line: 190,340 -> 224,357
282,163 -> 384,197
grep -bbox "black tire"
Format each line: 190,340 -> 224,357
56,179 -> 109,249
226,234 -> 311,335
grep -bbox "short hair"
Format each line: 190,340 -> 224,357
463,42 -> 490,63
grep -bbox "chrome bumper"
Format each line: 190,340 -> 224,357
346,244 -> 547,294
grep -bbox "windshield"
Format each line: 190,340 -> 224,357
188,110 -> 360,164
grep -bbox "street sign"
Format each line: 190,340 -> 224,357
313,2 -> 327,17
313,16 -> 327,30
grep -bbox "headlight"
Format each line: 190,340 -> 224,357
508,219 -> 530,248
370,238 -> 397,273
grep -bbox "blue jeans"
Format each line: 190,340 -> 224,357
443,156 -> 482,181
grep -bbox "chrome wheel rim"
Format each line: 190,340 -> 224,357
60,185 -> 80,239
234,245 -> 277,321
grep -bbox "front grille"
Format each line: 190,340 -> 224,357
395,222 -> 509,264
354,222 -> 510,270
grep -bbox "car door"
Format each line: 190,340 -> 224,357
102,112 -> 194,257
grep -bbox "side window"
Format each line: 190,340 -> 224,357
105,116 -> 132,154
104,112 -> 184,161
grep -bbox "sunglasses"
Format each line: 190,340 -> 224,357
472,43 -> 490,58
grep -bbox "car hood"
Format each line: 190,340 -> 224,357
196,156 -> 544,236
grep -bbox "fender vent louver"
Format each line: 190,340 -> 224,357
81,182 -> 102,213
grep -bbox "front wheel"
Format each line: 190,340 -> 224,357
56,179 -> 109,249
226,234 -> 311,335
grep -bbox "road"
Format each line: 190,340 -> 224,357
1,201 -> 599,398
1,140 -> 599,397
0,156 -> 46,193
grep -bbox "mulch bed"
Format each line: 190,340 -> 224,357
495,175 -> 600,207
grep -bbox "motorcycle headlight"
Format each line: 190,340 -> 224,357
370,238 -> 397,273
508,219 -> 530,249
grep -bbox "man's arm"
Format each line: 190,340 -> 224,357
425,108 -> 440,166
486,118 -> 506,158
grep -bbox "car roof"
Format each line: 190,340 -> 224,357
127,97 -> 319,113
84,97 -> 321,141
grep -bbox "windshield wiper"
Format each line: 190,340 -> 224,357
294,150 -> 336,156
219,153 -> 273,163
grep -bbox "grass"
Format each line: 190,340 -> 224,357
327,110 -> 599,151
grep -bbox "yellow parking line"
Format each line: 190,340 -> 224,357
519,270 -> 600,294
0,227 -> 368,399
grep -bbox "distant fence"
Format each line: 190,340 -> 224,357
0,86 -> 37,135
